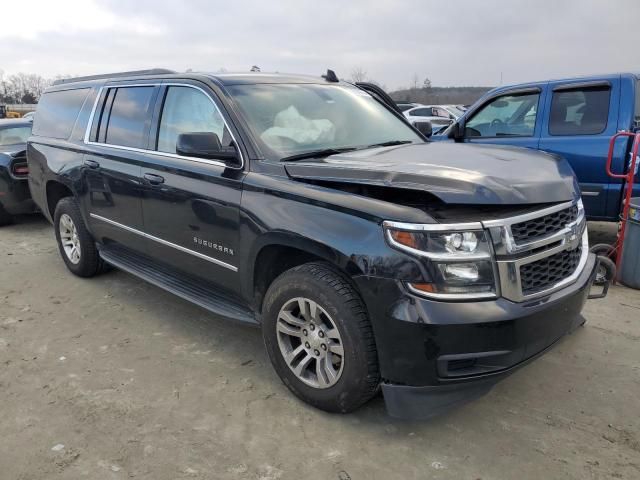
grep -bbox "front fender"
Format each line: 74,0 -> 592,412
238,173 -> 425,303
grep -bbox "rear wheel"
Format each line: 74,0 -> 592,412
54,197 -> 104,277
262,262 -> 380,413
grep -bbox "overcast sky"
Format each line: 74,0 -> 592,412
0,0 -> 638,90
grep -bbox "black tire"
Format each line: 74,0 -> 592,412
53,197 -> 105,277
262,262 -> 380,413
594,255 -> 616,285
0,204 -> 13,226
590,243 -> 616,261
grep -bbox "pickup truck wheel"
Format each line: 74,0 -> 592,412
262,262 -> 380,413
54,197 -> 104,277
0,205 -> 13,226
594,255 -> 616,285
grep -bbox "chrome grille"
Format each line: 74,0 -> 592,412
484,200 -> 588,302
511,206 -> 579,243
519,245 -> 582,295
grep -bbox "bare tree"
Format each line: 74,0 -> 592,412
350,66 -> 367,83
422,77 -> 432,90
0,71 -> 52,103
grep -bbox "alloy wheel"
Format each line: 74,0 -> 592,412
59,213 -> 82,264
276,297 -> 345,389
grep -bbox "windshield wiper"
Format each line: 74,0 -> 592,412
367,140 -> 413,148
280,147 -> 358,162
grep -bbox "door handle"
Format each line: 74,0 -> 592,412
144,173 -> 165,185
84,159 -> 100,169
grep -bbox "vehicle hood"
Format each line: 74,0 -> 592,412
284,143 -> 579,205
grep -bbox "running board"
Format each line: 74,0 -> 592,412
98,245 -> 258,325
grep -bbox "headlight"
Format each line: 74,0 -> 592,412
384,222 -> 497,300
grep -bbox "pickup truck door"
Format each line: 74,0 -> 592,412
538,78 -> 621,219
139,82 -> 246,296
461,85 -> 546,150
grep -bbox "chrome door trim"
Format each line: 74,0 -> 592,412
90,213 -> 238,272
83,82 -> 245,170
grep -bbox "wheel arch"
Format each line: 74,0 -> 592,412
45,180 -> 75,222
246,232 -> 365,314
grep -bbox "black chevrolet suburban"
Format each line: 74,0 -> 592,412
27,69 -> 603,419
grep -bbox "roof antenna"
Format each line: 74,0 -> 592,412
322,69 -> 339,82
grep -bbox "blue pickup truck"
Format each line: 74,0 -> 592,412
435,73 -> 640,221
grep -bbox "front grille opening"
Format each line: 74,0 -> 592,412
520,245 -> 582,296
511,206 -> 578,243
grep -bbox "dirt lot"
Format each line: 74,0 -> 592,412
0,217 -> 639,480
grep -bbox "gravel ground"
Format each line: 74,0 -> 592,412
0,217 -> 639,480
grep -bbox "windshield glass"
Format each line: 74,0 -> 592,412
0,126 -> 31,146
227,84 -> 422,160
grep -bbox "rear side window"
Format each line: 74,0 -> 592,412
102,87 -> 155,148
549,87 -> 610,136
32,88 -> 90,139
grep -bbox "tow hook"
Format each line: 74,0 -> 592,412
588,256 -> 610,300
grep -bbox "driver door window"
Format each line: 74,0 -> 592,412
465,92 -> 539,138
157,86 -> 231,154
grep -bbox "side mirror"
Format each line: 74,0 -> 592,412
450,121 -> 465,141
176,132 -> 239,164
413,121 -> 433,138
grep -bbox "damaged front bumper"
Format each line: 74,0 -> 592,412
356,251 -> 605,420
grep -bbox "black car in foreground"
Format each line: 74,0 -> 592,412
27,69 -> 604,419
0,119 -> 34,225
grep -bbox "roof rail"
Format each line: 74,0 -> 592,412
52,68 -> 177,86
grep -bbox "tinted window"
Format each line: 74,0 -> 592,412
0,126 -> 32,146
104,87 -> 155,148
549,87 -> 610,135
466,93 -> 539,137
32,88 -> 90,139
157,86 -> 228,154
411,108 -> 433,117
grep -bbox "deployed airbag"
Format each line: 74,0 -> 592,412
261,106 -> 335,147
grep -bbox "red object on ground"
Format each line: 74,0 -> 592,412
605,131 -> 640,280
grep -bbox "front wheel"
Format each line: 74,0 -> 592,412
594,255 -> 616,285
262,263 -> 380,413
